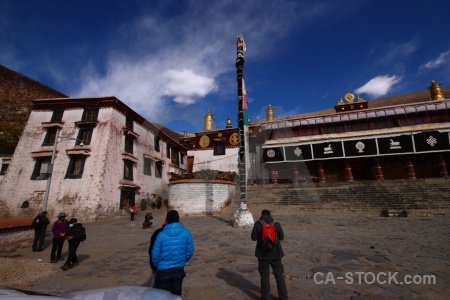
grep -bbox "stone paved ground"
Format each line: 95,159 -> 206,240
1,208 -> 449,300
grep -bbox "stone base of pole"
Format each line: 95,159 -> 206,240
233,201 -> 254,228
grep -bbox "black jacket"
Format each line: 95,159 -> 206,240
148,226 -> 164,270
251,215 -> 285,260
66,223 -> 83,242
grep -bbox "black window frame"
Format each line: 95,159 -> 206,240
65,156 -> 86,179
81,107 -> 99,122
42,127 -> 58,146
123,160 -> 134,180
154,136 -> 160,152
125,135 -> 134,154
125,117 -> 134,131
155,161 -> 163,178
0,163 -> 8,175
76,127 -> 93,145
166,144 -> 171,158
31,157 -> 51,180
51,109 -> 64,122
144,157 -> 152,176
214,141 -> 226,156
171,147 -> 179,165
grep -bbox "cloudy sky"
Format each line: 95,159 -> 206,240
1,0 -> 449,133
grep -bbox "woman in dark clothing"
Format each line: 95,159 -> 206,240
50,212 -> 69,263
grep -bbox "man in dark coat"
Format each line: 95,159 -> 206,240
61,218 -> 84,271
251,209 -> 288,300
32,211 -> 50,252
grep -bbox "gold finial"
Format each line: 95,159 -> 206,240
356,95 -> 365,102
226,115 -> 232,128
183,131 -> 187,137
203,110 -> 214,131
336,98 -> 345,106
266,104 -> 274,121
429,80 -> 445,100
216,126 -> 219,130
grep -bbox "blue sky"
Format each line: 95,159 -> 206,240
1,0 -> 450,133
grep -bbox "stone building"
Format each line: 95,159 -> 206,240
0,96 -> 187,221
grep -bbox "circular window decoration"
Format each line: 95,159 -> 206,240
267,149 -> 275,158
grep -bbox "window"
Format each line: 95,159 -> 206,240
171,147 -> 179,165
180,154 -> 184,165
124,160 -> 134,180
126,117 -> 134,131
214,141 -> 226,155
144,157 -> 152,176
82,107 -> 99,122
0,162 -> 9,175
76,128 -> 93,145
51,109 -> 64,122
125,135 -> 134,154
154,136 -> 160,152
42,127 -> 58,146
184,140 -> 190,149
65,156 -> 86,179
166,144 -> 171,158
31,157 -> 51,180
155,161 -> 163,178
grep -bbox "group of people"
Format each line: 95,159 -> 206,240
32,211 -> 86,271
147,209 -> 288,299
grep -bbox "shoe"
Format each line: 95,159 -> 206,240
50,260 -> 58,263
61,265 -> 69,271
32,249 -> 36,252
37,249 -> 44,252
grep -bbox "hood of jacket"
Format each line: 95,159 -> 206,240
260,215 -> 274,223
162,222 -> 185,237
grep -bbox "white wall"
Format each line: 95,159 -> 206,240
189,147 -> 239,173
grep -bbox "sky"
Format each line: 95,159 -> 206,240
1,0 -> 450,133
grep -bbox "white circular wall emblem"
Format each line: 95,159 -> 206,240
294,147 -> 302,156
355,141 -> 365,153
267,149 -> 275,158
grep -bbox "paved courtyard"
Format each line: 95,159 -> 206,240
1,208 -> 449,299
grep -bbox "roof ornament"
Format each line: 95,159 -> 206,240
266,104 -> 274,121
429,80 -> 444,100
203,110 -> 214,131
226,115 -> 233,128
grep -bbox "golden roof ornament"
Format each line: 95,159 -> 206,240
183,131 -> 188,137
344,93 -> 355,103
429,80 -> 444,100
336,98 -> 345,106
226,115 -> 232,128
356,95 -> 365,102
203,110 -> 214,131
266,104 -> 274,121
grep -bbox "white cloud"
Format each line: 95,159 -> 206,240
162,69 -> 217,105
422,50 -> 450,69
354,75 -> 401,98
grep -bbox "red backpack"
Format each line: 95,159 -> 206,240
260,220 -> 277,251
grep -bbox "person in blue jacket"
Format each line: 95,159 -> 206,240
151,210 -> 194,296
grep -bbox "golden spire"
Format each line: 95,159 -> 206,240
226,115 -> 232,128
429,80 -> 445,100
266,104 -> 274,121
203,110 -> 214,131
183,131 -> 187,137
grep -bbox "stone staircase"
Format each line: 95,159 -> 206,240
221,178 -> 450,217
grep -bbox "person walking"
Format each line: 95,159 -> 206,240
130,204 -> 137,221
151,210 -> 194,296
61,218 -> 86,271
31,211 -> 50,252
251,209 -> 288,300
50,212 -> 69,263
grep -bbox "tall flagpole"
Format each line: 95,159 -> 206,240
234,33 -> 254,228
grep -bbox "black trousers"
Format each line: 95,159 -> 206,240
258,258 -> 288,300
155,267 -> 186,296
64,240 -> 80,267
32,229 -> 46,251
51,237 -> 65,260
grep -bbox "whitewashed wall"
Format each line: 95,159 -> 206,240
0,104 -> 187,221
189,148 -> 239,173
168,181 -> 236,214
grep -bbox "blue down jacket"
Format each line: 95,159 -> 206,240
151,222 -> 194,270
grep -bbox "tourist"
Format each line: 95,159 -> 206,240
61,218 -> 86,271
130,204 -> 137,221
148,219 -> 167,286
151,210 -> 194,296
50,212 -> 69,263
31,211 -> 50,252
251,209 -> 288,300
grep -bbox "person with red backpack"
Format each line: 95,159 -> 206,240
251,209 -> 288,300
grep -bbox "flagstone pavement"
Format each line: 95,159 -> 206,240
1,209 -> 449,299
